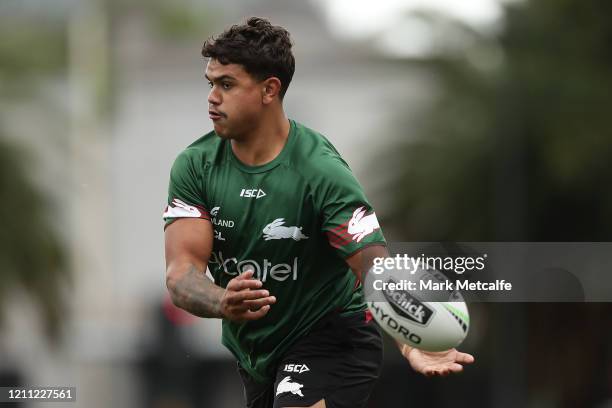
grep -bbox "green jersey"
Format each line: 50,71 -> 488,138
163,119 -> 386,383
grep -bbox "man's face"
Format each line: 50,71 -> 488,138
206,59 -> 263,139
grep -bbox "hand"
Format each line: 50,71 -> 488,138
400,344 -> 475,377
220,270 -> 276,322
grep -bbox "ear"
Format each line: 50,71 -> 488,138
352,207 -> 364,218
261,77 -> 282,104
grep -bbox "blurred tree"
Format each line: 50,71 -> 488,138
383,0 -> 612,241
153,0 -> 215,40
0,139 -> 69,340
0,8 -> 69,340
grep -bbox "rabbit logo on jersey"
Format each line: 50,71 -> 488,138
263,219 -> 308,241
208,251 -> 299,282
163,198 -> 208,219
348,206 -> 380,242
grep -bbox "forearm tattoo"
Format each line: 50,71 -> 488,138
171,265 -> 224,318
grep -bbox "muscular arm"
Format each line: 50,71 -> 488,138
165,218 -> 224,318
345,244 -> 388,284
165,218 -> 276,321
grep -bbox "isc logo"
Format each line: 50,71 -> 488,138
283,364 -> 310,374
240,188 -> 266,199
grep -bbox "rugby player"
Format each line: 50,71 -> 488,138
164,17 -> 474,408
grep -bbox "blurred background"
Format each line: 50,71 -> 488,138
1,0 -> 611,407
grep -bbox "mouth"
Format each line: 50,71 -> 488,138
209,110 -> 224,121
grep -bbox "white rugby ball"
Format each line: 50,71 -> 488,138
366,266 -> 470,352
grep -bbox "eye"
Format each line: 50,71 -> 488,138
222,82 -> 232,90
207,81 -> 213,88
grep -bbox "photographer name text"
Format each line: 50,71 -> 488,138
373,279 -> 512,291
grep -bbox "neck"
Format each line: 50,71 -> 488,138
231,111 -> 291,166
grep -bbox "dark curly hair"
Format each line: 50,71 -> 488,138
202,17 -> 295,99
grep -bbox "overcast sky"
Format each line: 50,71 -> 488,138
311,0 -> 518,57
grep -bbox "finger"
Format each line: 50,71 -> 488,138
455,352 -> 475,364
242,305 -> 271,321
425,363 -> 462,377
243,296 -> 277,310
235,270 -> 254,280
227,277 -> 263,291
227,303 -> 250,314
423,365 -> 441,377
227,290 -> 270,304
424,368 -> 440,378
448,363 -> 464,373
437,370 -> 450,377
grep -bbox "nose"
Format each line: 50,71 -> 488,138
208,85 -> 221,106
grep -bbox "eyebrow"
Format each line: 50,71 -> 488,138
204,74 -> 237,82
